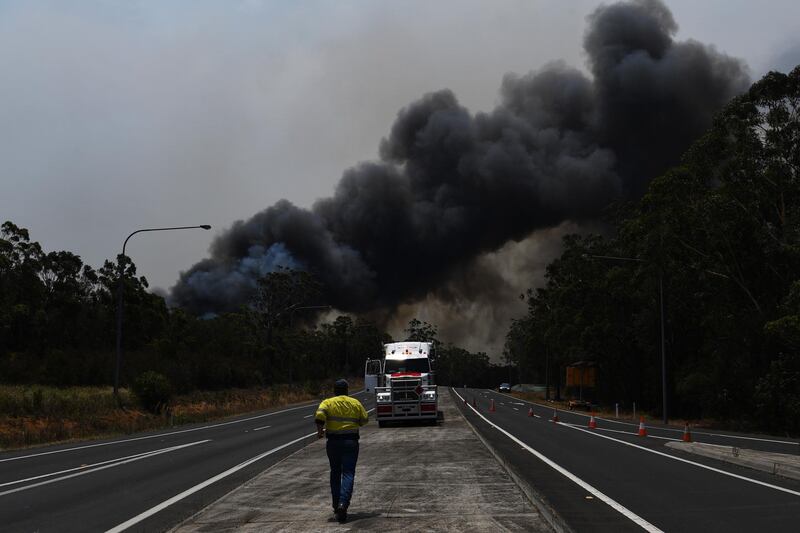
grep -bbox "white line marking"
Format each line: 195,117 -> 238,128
252,425 -> 271,432
0,392 -> 369,464
106,405 -> 377,532
671,429 -> 799,445
0,440 -> 210,497
561,423 -> 679,442
593,417 -> 799,445
513,408 -> 519,411
488,390 -> 798,446
453,388 -> 663,532
534,414 -> 541,419
558,423 -> 800,497
105,433 -> 315,532
303,414 -> 314,419
0,443 -> 201,489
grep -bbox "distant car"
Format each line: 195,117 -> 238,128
498,383 -> 511,392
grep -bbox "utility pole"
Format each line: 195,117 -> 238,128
584,254 -> 668,424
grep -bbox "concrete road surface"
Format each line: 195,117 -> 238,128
172,390 -> 551,532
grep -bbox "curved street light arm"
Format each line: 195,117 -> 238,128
114,224 -> 211,401
122,225 -> 211,258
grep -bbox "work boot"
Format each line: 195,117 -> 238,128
336,504 -> 347,523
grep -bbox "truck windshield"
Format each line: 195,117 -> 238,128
385,358 -> 430,373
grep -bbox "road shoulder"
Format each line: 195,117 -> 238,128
171,389 -> 551,532
452,388 -> 643,533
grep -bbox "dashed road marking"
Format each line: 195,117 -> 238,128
559,423 -> 800,497
452,388 -> 663,533
488,389 -> 798,447
0,440 -> 210,497
561,423 -> 679,441
105,434 -> 315,533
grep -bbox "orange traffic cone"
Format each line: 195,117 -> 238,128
528,407 -> 534,417
489,399 -> 496,412
588,414 -> 597,429
637,416 -> 647,437
682,423 -> 692,442
551,409 -> 559,423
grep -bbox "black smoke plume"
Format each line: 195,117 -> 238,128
171,0 -> 749,318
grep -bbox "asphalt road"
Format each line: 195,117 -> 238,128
453,387 -> 800,532
0,390 -> 374,532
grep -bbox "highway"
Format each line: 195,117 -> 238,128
453,387 -> 800,532
0,390 -> 374,532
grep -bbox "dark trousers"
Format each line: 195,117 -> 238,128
326,438 -> 359,509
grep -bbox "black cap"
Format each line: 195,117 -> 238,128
334,379 -> 349,395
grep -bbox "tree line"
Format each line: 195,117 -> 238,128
504,67 -> 800,432
0,231 -> 504,393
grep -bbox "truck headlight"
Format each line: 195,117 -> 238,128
423,390 -> 437,401
377,393 -> 391,403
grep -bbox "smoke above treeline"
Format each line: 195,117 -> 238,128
170,0 -> 749,330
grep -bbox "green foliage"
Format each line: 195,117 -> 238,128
404,318 -> 439,343
0,385 -> 122,417
0,222 -> 451,395
754,353 -> 800,432
133,371 -> 173,414
505,66 -> 800,429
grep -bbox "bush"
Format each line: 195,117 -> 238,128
133,371 -> 173,414
754,353 -> 800,433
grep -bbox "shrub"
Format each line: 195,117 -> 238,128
754,353 -> 800,433
132,371 -> 173,414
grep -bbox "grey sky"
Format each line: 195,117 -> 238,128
2,1 -> 798,331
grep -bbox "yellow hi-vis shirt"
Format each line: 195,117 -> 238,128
315,395 -> 369,437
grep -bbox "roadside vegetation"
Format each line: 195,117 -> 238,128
5,68 -> 793,448
0,379 -> 363,450
0,223 -> 499,449
504,67 -> 800,434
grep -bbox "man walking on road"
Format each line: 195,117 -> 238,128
315,379 -> 369,523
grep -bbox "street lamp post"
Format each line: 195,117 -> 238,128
584,254 -> 668,425
114,225 -> 211,399
544,346 -> 550,401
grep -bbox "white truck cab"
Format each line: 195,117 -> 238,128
365,341 -> 438,426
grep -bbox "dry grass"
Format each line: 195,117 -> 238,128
505,390 -> 709,428
0,377 -> 364,450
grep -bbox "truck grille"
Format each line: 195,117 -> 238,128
391,377 -> 421,402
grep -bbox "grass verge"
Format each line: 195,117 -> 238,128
0,378 -> 363,450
